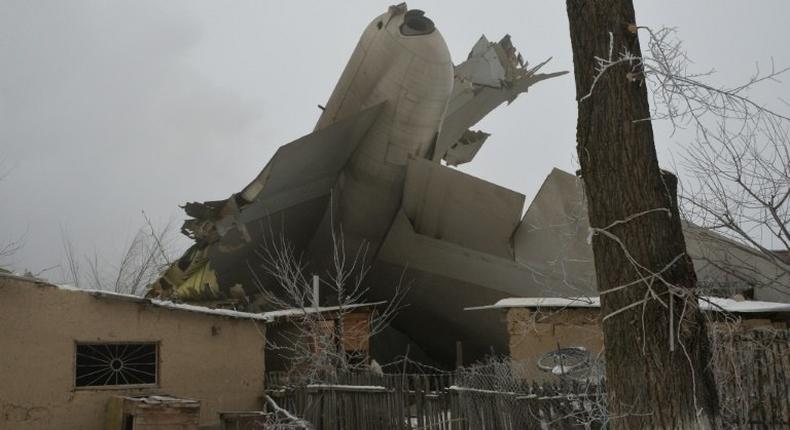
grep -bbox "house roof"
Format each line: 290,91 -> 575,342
466,296 -> 790,314
3,272 -> 385,324
466,297 -> 601,310
261,301 -> 386,323
1,272 -> 272,322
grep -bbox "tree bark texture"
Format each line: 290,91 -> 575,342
565,1 -> 719,428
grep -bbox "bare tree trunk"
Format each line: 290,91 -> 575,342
565,1 -> 719,428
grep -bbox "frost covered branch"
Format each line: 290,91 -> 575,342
252,224 -> 409,384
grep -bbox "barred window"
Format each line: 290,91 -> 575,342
75,342 -> 158,387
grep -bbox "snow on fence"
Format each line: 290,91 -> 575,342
261,328 -> 790,429
266,371 -> 605,429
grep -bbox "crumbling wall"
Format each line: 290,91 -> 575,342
0,276 -> 266,429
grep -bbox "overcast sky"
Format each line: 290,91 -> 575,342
2,0 -> 789,279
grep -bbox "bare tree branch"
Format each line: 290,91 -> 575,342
253,225 -> 409,384
59,216 -> 177,295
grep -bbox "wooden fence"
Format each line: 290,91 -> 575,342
261,327 -> 790,429
711,328 -> 790,429
266,372 -> 606,429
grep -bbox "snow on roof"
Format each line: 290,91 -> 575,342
466,296 -> 790,314
0,273 -> 274,322
54,283 -> 384,323
465,297 -> 600,311
262,301 -> 386,322
15,275 -> 385,322
150,298 -> 272,321
701,296 -> 790,313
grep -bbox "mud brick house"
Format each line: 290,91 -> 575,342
468,296 -> 790,380
0,273 -> 270,429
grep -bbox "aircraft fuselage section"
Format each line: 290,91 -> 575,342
310,6 -> 454,257
316,6 -> 453,176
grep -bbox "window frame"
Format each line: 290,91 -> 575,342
73,341 -> 160,391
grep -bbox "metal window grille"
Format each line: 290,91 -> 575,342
75,342 -> 157,387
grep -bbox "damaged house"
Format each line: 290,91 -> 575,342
264,301 -> 384,378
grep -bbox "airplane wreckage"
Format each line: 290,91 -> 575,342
147,4 -> 569,364
147,4 -> 789,364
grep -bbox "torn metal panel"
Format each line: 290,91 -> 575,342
456,36 -> 507,87
433,35 -> 568,165
180,199 -> 231,243
442,129 -> 489,166
147,245 -> 222,301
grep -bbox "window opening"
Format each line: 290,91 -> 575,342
75,342 -> 157,387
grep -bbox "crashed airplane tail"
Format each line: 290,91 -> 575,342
148,3 -> 567,366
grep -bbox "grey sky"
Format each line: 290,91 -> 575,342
2,0 -> 788,279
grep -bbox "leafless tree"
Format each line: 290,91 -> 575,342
0,234 -> 24,271
0,159 -> 25,271
60,212 -> 176,295
640,28 -> 790,300
565,4 -> 790,425
584,23 -> 790,299
251,226 -> 408,384
566,1 -> 721,427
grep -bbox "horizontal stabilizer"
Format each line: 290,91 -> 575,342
378,209 -> 549,296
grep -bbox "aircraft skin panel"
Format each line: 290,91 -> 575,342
209,196 -> 332,291
513,168 -> 790,301
369,205 -> 597,365
378,210 -> 554,297
315,4 -> 452,136
513,168 -> 597,295
239,102 -> 385,206
685,224 -> 790,302
366,259 -> 510,365
369,208 -> 562,365
316,4 -> 452,171
403,158 -> 525,259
